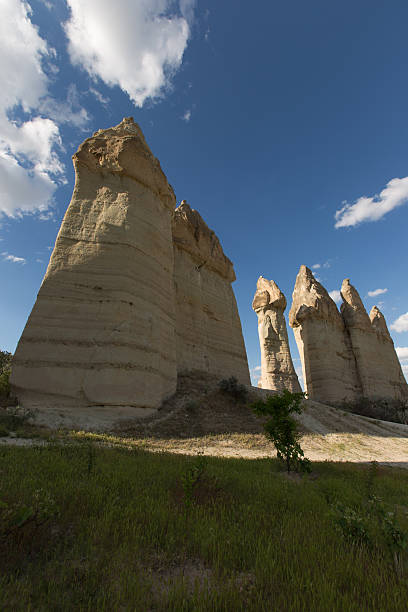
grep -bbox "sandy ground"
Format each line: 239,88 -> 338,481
2,374 -> 408,467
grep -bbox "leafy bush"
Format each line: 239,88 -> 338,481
218,376 -> 248,402
0,406 -> 34,435
331,503 -> 371,545
251,389 -> 311,473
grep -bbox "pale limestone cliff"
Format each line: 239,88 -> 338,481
289,266 -> 360,403
340,279 -> 408,401
252,277 -> 301,392
11,117 -> 178,412
11,121 -> 251,417
172,201 -> 250,384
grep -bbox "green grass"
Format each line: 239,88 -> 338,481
0,444 -> 407,611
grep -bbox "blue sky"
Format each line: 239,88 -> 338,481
1,0 -> 408,387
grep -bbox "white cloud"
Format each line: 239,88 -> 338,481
367,288 -> 388,298
0,0 -> 65,217
0,151 -> 56,217
182,109 -> 191,122
396,347 -> 408,361
2,251 -> 26,264
65,0 -> 195,107
312,261 -> 331,270
335,176 -> 408,228
89,87 -> 110,106
329,290 -> 342,304
390,312 -> 408,333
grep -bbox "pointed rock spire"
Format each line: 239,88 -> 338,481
253,277 -> 300,392
340,279 -> 371,330
289,266 -> 360,403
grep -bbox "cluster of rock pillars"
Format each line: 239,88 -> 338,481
10,118 -> 408,416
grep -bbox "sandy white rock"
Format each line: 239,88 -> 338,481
252,276 -> 300,392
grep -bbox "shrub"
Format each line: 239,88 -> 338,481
218,377 -> 248,402
340,396 -> 408,425
251,389 -> 311,473
0,350 -> 12,399
181,453 -> 207,512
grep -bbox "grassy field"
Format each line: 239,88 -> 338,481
1,443 -> 408,611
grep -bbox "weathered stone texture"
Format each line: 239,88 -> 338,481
341,279 -> 408,401
173,201 -> 250,384
252,277 -> 300,392
289,266 -> 360,403
11,118 -> 178,411
11,119 -> 250,415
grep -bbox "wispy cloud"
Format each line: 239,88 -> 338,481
329,290 -> 342,304
2,251 -> 26,264
390,312 -> 408,333
250,365 -> 261,385
335,176 -> 408,228
367,288 -> 388,298
39,83 -> 90,129
89,87 -> 110,106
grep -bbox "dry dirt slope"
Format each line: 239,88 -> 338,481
2,373 -> 407,468
112,374 -> 408,469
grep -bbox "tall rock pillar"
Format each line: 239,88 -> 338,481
289,266 -> 360,403
252,277 -> 301,392
11,118 -> 178,411
172,201 -> 250,384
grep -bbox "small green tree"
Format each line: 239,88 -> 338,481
252,389 -> 311,473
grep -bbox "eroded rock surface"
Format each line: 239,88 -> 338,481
289,266 -> 360,403
11,117 -> 178,412
11,120 -> 250,417
341,279 -> 408,401
252,277 -> 300,392
172,201 -> 250,384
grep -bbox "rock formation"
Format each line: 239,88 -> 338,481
173,201 -> 250,384
289,266 -> 360,404
11,118 -> 178,412
252,277 -> 301,392
11,118 -> 250,415
289,268 -> 408,405
341,280 -> 408,402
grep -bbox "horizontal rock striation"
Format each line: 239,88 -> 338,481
289,266 -> 360,404
172,201 -> 250,384
11,120 -> 251,418
252,277 -> 300,392
11,117 -> 178,412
